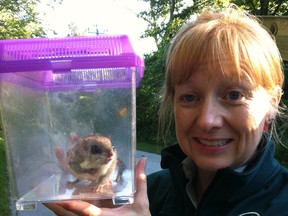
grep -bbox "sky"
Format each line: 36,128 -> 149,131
38,0 -> 157,55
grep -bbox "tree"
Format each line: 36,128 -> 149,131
136,48 -> 167,143
67,22 -> 82,36
231,0 -> 288,15
138,0 -> 287,49
138,0 -> 230,49
0,0 -> 63,39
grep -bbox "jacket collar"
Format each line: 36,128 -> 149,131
160,144 -> 195,213
160,136 -> 281,205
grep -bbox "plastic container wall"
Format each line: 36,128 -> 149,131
0,35 -> 144,210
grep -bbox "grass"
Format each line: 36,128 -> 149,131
137,140 -> 163,155
0,136 -> 12,216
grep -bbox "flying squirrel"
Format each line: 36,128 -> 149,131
55,132 -> 126,192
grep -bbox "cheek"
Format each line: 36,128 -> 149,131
174,107 -> 183,134
236,101 -> 270,147
174,109 -> 182,139
240,115 -> 266,144
245,100 -> 270,131
249,89 -> 273,127
174,107 -> 194,141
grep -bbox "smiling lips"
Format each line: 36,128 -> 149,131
197,138 -> 232,147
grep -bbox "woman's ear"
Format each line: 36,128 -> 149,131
272,86 -> 282,107
270,86 -> 282,114
266,86 -> 282,124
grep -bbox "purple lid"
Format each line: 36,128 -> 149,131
0,35 -> 144,90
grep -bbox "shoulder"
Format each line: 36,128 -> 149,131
260,166 -> 288,214
271,166 -> 288,197
264,188 -> 288,215
147,169 -> 176,215
148,169 -> 171,183
147,169 -> 172,199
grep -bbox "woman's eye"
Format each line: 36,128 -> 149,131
181,94 -> 197,102
226,90 -> 244,101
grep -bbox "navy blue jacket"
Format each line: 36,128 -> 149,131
147,138 -> 288,215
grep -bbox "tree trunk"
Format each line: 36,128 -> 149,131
260,0 -> 269,15
169,0 -> 176,21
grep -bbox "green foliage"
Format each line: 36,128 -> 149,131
275,121 -> 288,167
67,22 -> 82,36
0,134 -> 11,216
282,61 -> 288,96
0,0 -> 64,39
275,61 -> 288,167
138,0 -> 230,48
275,122 -> 288,167
137,140 -> 162,154
231,0 -> 288,15
137,48 -> 167,143
0,0 -> 47,39
138,0 -> 287,49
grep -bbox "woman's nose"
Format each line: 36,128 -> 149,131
196,98 -> 223,132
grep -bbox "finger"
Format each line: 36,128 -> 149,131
90,158 -> 150,215
44,202 -> 78,216
54,147 -> 69,172
56,201 -> 120,216
45,201 -> 103,216
102,158 -> 150,216
136,157 -> 148,193
133,157 -> 150,211
85,199 -> 119,210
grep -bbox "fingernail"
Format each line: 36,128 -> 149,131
140,157 -> 147,168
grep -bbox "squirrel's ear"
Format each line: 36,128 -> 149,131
106,135 -> 112,140
101,134 -> 111,140
69,132 -> 79,145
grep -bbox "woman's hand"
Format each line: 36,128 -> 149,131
44,157 -> 151,216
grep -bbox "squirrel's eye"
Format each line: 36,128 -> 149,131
91,145 -> 102,154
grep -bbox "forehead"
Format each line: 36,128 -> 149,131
175,64 -> 257,93
167,22 -> 268,90
172,57 -> 256,89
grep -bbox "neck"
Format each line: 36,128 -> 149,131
194,169 -> 216,202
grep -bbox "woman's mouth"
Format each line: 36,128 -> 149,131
198,138 -> 232,146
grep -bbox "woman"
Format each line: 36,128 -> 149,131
45,6 -> 288,216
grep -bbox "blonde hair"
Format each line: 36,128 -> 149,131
159,6 -> 284,143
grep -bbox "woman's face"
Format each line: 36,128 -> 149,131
174,66 -> 273,172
